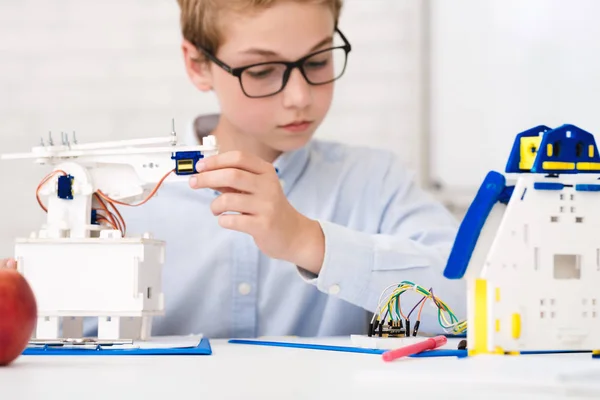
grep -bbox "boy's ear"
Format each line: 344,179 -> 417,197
181,39 -> 213,92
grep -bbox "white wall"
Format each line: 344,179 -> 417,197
0,0 -> 427,257
429,0 -> 600,213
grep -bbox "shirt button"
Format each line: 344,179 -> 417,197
238,283 -> 252,295
328,285 -> 341,295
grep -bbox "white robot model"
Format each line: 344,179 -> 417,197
0,122 -> 217,342
444,124 -> 600,355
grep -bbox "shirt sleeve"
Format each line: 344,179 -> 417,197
296,154 -> 467,331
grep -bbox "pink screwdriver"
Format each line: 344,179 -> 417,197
382,335 -> 448,361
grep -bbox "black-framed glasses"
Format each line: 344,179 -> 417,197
194,27 -> 352,98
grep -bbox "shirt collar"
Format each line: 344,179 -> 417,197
272,144 -> 310,194
189,113 -> 311,194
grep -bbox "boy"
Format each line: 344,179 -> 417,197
1,0 -> 465,338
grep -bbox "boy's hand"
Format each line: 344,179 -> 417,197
189,151 -> 325,274
0,258 -> 17,270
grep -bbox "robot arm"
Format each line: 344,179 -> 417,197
443,171 -> 512,280
1,130 -> 218,239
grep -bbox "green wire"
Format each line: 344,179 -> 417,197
383,281 -> 465,332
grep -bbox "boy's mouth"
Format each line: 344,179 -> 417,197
279,120 -> 313,133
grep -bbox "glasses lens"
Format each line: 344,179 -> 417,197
240,63 -> 288,97
302,47 -> 348,85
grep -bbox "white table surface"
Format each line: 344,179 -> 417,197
2,337 -> 600,399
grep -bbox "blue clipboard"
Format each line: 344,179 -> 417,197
22,338 -> 212,356
228,339 -> 467,358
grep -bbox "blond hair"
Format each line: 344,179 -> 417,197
176,0 -> 343,54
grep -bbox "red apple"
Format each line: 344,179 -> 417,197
0,268 -> 37,366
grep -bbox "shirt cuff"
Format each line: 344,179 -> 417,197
297,220 -> 374,305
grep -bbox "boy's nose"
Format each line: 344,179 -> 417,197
281,68 -> 311,109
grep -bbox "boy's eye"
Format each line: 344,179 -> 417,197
304,58 -> 329,70
245,66 -> 276,79
304,60 -> 329,69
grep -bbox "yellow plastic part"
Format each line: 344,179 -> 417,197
512,313 -> 521,339
506,351 -> 520,356
577,162 -> 600,170
592,350 -> 600,355
589,145 -> 595,158
495,319 -> 500,332
542,161 -> 575,170
177,159 -> 194,173
546,143 -> 553,157
495,287 -> 500,302
519,136 -> 542,170
473,279 -> 489,354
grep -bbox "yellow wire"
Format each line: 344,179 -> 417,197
377,281 -> 467,333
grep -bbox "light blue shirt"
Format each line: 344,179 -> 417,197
84,114 -> 466,339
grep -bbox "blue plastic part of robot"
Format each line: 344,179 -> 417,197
575,184 -> 600,192
505,124 -> 600,175
171,151 -> 204,175
497,185 -> 514,204
443,123 -> 600,280
531,124 -> 600,174
533,182 -> 564,190
443,170 -> 506,280
505,125 -> 552,173
57,174 -> 74,200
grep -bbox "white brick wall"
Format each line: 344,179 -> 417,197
0,0 -> 426,256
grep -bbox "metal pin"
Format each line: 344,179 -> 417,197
72,131 -> 77,144
40,137 -> 45,146
65,132 -> 70,148
170,118 -> 176,145
48,131 -> 54,146
61,132 -> 66,145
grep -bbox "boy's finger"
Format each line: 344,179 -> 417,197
212,187 -> 240,194
189,169 -> 260,193
210,192 -> 258,216
196,151 -> 271,175
217,213 -> 255,235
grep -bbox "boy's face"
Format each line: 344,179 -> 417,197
184,2 -> 337,153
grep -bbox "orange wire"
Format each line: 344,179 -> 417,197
37,168 -> 173,238
36,170 -> 123,234
417,296 -> 428,321
103,199 -> 126,236
95,169 -> 174,207
396,296 -> 407,320
36,170 -> 68,212
93,194 -> 120,234
94,169 -> 173,237
95,215 -> 118,231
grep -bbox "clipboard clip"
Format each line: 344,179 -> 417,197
28,338 -> 134,347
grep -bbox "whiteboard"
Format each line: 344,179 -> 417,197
429,0 -> 600,195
